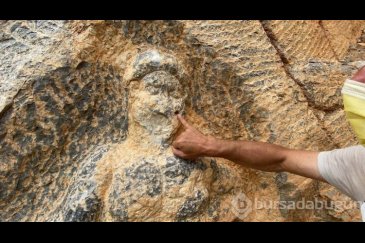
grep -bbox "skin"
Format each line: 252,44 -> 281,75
172,115 -> 324,181
172,66 -> 365,183
351,65 -> 365,83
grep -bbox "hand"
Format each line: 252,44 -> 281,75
172,114 -> 214,160
352,65 -> 365,83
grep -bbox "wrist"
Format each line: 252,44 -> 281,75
203,137 -> 225,157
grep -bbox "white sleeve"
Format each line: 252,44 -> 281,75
317,145 -> 365,202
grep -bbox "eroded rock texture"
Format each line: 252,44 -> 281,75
1,20 -> 364,221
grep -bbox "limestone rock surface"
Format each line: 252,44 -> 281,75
1,20 -> 364,221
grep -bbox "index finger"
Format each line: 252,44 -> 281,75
177,114 -> 191,128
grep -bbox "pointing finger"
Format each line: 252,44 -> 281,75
177,114 -> 191,129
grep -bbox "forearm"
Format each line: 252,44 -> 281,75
205,138 -> 287,172
173,114 -> 324,180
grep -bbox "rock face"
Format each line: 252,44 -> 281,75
0,20 -> 364,222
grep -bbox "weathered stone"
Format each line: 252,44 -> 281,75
0,20 -> 364,222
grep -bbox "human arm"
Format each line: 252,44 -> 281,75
172,114 -> 325,181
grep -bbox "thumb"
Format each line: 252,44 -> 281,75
172,147 -> 187,159
177,114 -> 191,129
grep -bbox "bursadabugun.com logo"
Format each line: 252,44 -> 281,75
231,191 -> 361,220
231,192 -> 253,220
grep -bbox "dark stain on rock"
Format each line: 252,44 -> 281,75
207,198 -> 220,221
164,157 -> 207,187
176,190 -> 207,221
124,159 -> 162,197
109,197 -> 128,222
24,102 -> 37,130
210,159 -> 219,182
64,197 -> 102,222
35,128 -> 54,146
